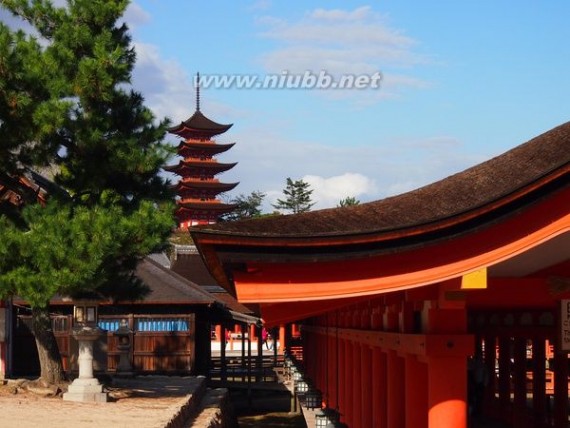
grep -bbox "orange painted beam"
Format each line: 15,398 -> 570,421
232,188 -> 570,302
465,277 -> 561,309
258,295 -> 369,327
307,326 -> 474,358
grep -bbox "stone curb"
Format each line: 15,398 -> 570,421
161,376 -> 208,428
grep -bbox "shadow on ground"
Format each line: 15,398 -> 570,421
230,388 -> 306,428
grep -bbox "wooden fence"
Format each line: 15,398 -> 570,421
13,313 -> 195,376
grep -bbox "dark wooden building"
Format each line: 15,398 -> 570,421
9,255 -> 254,377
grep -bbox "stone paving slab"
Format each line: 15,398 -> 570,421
0,376 -> 205,428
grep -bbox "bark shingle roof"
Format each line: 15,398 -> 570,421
192,121 -> 570,239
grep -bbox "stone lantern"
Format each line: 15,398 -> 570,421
113,319 -> 133,376
63,300 -> 107,402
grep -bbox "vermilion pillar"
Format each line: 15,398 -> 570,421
387,350 -> 405,428
338,338 -> 347,424
328,329 -> 338,409
428,356 -> 468,428
372,347 -> 387,427
361,345 -> 373,428
406,355 -> 427,428
352,343 -> 362,428
279,325 -> 285,353
344,339 -> 354,426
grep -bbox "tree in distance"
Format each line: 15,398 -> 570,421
222,190 -> 266,221
338,196 -> 360,207
272,177 -> 315,214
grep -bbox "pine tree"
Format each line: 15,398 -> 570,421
338,196 -> 360,207
272,177 -> 315,214
222,191 -> 266,221
0,0 -> 174,384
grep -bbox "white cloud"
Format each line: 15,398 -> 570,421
249,0 -> 272,11
125,2 -> 152,30
132,42 -> 194,124
309,6 -> 374,22
256,5 -> 431,102
303,173 -> 377,209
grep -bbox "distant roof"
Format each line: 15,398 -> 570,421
146,252 -> 171,269
171,253 -> 219,286
191,121 -> 570,241
171,252 -> 254,315
131,257 -> 218,305
14,256 -> 218,307
0,172 -> 49,207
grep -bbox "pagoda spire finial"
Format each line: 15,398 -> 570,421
195,72 -> 201,112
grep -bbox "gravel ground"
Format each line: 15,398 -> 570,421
0,376 -> 204,428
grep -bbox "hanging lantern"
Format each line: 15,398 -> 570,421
315,407 -> 341,428
293,368 -> 303,381
304,388 -> 322,409
294,379 -> 308,394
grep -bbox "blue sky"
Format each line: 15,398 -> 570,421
8,1 -> 570,210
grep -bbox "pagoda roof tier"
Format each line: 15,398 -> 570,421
177,141 -> 235,157
177,201 -> 237,212
169,110 -> 233,139
174,181 -> 239,193
164,160 -> 237,175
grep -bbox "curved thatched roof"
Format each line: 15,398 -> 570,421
192,121 -> 570,240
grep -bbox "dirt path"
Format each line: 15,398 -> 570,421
0,376 -> 203,428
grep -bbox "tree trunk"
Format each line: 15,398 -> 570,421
31,306 -> 66,384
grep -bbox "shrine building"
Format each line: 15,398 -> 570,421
190,121 -> 570,428
165,77 -> 238,229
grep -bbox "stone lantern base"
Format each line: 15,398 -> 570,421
62,325 -> 108,403
63,377 -> 108,403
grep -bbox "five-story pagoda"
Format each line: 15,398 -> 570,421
165,78 -> 238,229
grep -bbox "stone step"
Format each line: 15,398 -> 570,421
184,387 -> 233,428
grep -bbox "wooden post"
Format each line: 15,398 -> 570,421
372,347 -> 388,428
241,323 -> 246,382
406,355 -> 427,428
343,338 -> 354,426
279,324 -> 285,354
428,356 -> 468,428
532,338 -> 546,427
387,350 -> 405,428
220,325 -> 227,381
553,348 -> 568,427
361,345 -> 373,428
512,337 -> 527,427
497,336 -> 511,420
352,342 -> 362,428
256,324 -> 263,382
